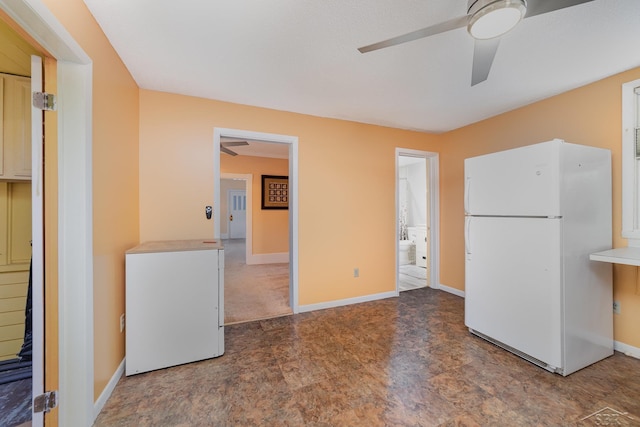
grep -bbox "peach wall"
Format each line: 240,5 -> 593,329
221,155 -> 289,254
42,0 -> 140,400
139,89 -> 441,306
440,67 -> 640,348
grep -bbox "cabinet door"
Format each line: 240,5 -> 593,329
3,76 -> 31,179
415,229 -> 427,267
0,77 -> 4,177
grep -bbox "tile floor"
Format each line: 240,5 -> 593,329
399,264 -> 427,292
94,288 -> 640,426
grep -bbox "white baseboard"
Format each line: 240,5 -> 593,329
438,283 -> 465,298
93,357 -> 125,422
297,285 -> 464,314
221,233 -> 229,239
614,340 -> 640,359
247,252 -> 289,265
298,291 -> 398,313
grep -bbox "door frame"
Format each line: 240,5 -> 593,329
395,148 -> 440,292
214,128 -> 299,313
0,1 -> 95,426
30,54 -> 44,427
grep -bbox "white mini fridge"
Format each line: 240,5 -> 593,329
125,240 -> 224,375
464,139 -> 613,376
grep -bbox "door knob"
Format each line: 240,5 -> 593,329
229,215 -> 233,221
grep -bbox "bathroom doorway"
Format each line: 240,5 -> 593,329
396,149 -> 439,293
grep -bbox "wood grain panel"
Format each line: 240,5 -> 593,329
9,182 -> 31,263
0,17 -> 40,77
0,281 -> 28,298
0,337 -> 22,360
0,270 -> 29,285
0,310 -> 23,325
0,78 -> 3,177
0,183 -> 6,266
0,323 -> 23,340
0,296 -> 26,312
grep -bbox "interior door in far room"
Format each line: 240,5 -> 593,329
228,190 -> 246,239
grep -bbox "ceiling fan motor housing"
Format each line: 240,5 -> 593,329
467,0 -> 527,15
467,0 -> 527,40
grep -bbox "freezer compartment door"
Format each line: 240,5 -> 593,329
464,141 -> 561,216
465,216 -> 563,369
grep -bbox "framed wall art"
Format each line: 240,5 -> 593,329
261,175 -> 289,210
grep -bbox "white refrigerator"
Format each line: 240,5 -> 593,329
464,139 -> 613,376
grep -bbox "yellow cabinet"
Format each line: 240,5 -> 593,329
0,73 -> 31,181
0,182 -> 31,361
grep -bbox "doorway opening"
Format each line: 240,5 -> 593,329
396,148 -> 440,293
0,31 -> 43,427
214,128 -> 299,323
0,3 -> 95,426
219,172 -> 292,324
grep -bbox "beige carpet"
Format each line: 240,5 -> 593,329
223,239 -> 292,325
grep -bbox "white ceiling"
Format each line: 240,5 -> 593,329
220,137 -> 289,159
83,0 -> 640,134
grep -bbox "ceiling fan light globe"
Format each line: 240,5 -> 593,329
468,0 -> 526,40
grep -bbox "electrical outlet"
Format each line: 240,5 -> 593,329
613,301 -> 621,315
354,268 -> 359,278
120,314 -> 125,332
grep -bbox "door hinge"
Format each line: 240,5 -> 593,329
34,390 -> 58,413
32,92 -> 57,111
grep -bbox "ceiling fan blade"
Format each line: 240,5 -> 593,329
221,140 -> 249,147
525,0 -> 595,19
471,38 -> 500,86
220,146 -> 238,156
358,15 -> 469,54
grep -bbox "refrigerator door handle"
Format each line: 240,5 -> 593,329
464,177 -> 471,215
465,217 -> 472,257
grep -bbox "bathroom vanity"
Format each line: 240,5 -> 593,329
415,227 -> 428,268
407,226 -> 427,268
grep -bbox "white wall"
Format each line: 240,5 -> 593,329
405,160 -> 427,227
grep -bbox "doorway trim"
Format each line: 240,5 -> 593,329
0,1 -> 95,426
214,128 -> 299,313
395,148 -> 440,292
30,54 -> 44,427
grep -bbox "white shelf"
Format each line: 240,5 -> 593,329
590,247 -> 640,266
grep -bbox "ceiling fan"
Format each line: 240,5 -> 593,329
358,0 -> 595,86
220,140 -> 249,156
